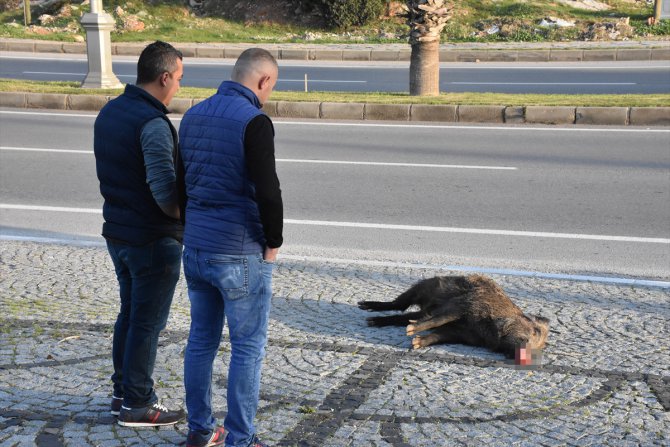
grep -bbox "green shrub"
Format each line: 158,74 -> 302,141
308,0 -> 385,29
633,19 -> 670,36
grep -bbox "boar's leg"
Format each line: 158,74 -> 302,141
406,313 -> 460,336
411,325 -> 462,349
358,279 -> 430,312
367,311 -> 425,327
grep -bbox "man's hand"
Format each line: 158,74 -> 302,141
264,247 -> 279,263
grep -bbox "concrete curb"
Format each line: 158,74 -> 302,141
2,39 -> 669,62
2,92 -> 669,126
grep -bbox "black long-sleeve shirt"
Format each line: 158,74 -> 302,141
244,114 -> 283,249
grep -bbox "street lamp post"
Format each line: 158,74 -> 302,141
81,0 -> 122,88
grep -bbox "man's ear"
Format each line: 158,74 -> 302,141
258,75 -> 269,90
160,71 -> 170,87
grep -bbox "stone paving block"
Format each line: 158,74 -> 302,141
67,94 -> 108,111
262,100 -> 278,117
34,42 -> 63,53
167,97 -> 192,115
516,50 -> 550,62
321,102 -> 365,120
651,48 -> 670,60
458,105 -> 504,123
576,107 -> 628,125
487,51 -> 518,62
313,50 -> 343,61
629,107 -> 670,126
616,49 -> 651,61
26,93 -> 67,110
220,47 -> 244,59
454,50 -> 484,62
4,40 -> 35,52
62,43 -> 85,54
370,50 -> 398,61
177,45 -> 196,58
504,106 -> 525,124
0,92 -> 26,108
439,49 -> 457,62
410,104 -> 457,122
583,49 -> 617,61
276,101 -> 320,118
549,49 -> 583,61
342,50 -> 371,61
281,49 -> 310,60
113,44 -> 145,56
196,46 -> 224,59
364,103 -> 410,121
525,106 -> 575,124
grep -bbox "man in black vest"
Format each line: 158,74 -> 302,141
94,41 -> 185,428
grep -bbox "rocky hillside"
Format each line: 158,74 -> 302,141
0,0 -> 667,43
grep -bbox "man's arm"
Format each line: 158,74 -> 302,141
140,117 -> 180,220
244,114 -> 283,260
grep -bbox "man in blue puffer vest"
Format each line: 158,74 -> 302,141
94,41 -> 186,428
179,48 -> 283,447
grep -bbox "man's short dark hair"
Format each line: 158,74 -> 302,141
231,48 -> 277,83
136,41 -> 183,85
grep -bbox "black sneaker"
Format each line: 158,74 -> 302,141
117,402 -> 185,427
186,426 -> 226,447
110,395 -> 123,416
250,436 -> 270,447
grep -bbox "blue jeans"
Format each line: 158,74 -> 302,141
107,237 -> 182,407
183,248 -> 273,447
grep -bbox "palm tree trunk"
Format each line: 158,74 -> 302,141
409,40 -> 440,96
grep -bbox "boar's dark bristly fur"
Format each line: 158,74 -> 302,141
358,274 -> 549,359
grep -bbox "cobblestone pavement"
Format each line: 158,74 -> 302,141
0,240 -> 668,446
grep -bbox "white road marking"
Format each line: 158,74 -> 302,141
1,146 -> 92,154
0,147 -> 517,170
23,71 -> 134,78
3,110 -> 669,133
450,82 -> 636,85
1,204 -> 667,244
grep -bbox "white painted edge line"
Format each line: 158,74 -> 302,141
271,121 -> 670,133
0,148 -> 516,170
1,146 -> 92,154
279,158 -> 516,170
0,233 -> 667,288
2,111 -> 670,133
2,204 -> 667,244
450,82 -> 637,85
22,71 -> 135,78
284,218 -> 670,244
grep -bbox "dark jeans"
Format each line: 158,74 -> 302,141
107,237 -> 182,407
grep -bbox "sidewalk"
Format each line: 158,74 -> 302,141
0,239 -> 668,446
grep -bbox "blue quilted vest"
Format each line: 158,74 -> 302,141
178,81 -> 266,254
94,84 -> 183,245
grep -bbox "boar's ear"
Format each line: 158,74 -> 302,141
532,315 -> 550,327
494,317 -> 516,335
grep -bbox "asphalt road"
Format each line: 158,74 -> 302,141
1,52 -> 669,94
1,108 -> 668,280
